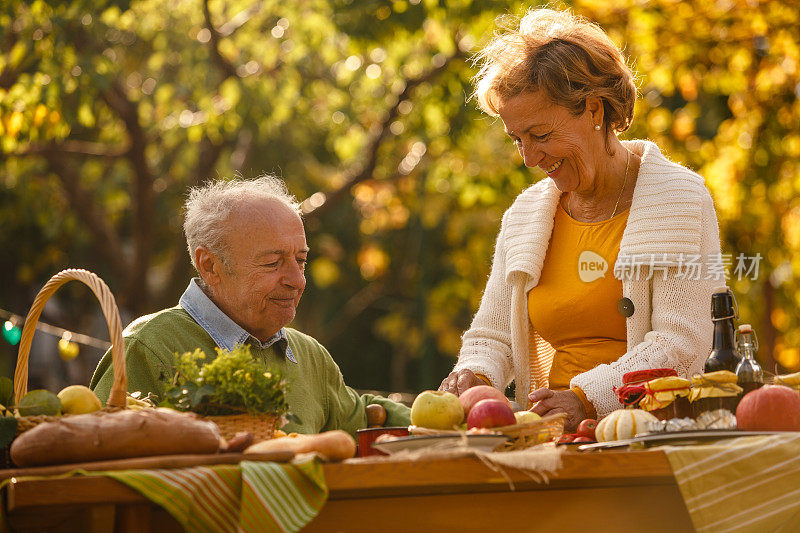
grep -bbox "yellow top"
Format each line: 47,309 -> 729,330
775,372 -> 800,386
689,371 -> 743,402
528,204 -> 629,393
640,376 -> 692,411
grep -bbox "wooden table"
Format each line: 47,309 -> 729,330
1,449 -> 693,532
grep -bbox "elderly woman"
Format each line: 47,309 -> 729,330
439,8 -> 722,430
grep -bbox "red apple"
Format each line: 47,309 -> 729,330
736,385 -> 800,431
467,398 -> 516,429
573,436 -> 594,443
459,385 -> 512,417
576,419 -> 598,440
557,434 -> 576,445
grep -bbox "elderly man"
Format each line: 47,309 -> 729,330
90,176 -> 410,435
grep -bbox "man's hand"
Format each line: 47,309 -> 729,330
438,369 -> 484,396
529,388 -> 587,432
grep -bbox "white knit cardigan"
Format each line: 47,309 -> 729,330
454,140 -> 723,416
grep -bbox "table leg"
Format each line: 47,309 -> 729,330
85,504 -> 115,533
114,503 -> 151,533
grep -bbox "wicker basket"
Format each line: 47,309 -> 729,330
14,270 -> 281,445
13,269 -> 129,425
203,413 -> 279,442
493,412 -> 567,451
409,412 -> 567,452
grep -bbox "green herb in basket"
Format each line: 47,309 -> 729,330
161,345 -> 289,417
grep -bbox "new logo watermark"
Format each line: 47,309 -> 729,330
578,250 -> 608,283
604,252 -> 763,282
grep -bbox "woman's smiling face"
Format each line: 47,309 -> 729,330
497,90 -> 604,193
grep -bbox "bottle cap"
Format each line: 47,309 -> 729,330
711,290 -> 735,318
738,324 -> 753,333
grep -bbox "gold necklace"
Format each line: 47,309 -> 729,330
566,149 -> 631,219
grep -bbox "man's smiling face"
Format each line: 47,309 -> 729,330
210,198 -> 308,341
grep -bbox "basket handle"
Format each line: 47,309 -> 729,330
13,269 -> 127,409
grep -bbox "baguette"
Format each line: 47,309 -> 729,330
11,408 -> 220,467
244,430 -> 356,461
220,431 -> 254,453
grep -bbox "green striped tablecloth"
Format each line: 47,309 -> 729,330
0,456 -> 327,533
662,432 -> 800,533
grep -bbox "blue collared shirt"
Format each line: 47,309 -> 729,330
179,278 -> 297,363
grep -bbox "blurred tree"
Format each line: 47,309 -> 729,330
1,0 -> 798,394
573,0 -> 800,373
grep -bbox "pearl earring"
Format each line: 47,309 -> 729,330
594,124 -> 601,131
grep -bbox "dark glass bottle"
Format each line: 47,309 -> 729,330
704,288 -> 741,373
735,324 -> 764,395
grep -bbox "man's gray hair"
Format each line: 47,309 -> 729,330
183,175 -> 300,272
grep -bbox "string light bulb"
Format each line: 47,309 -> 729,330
2,321 -> 21,346
58,331 -> 80,361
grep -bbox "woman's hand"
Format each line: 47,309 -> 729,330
439,369 -> 484,396
529,388 -> 587,432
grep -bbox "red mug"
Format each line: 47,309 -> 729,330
356,427 -> 410,457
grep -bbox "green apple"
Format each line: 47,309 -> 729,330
410,390 -> 465,430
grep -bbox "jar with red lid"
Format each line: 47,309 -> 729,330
615,369 -> 678,408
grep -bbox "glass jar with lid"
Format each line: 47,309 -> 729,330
639,376 -> 692,420
689,370 -> 742,417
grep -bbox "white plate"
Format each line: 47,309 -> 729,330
371,434 -> 510,455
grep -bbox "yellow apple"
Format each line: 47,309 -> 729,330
57,385 -> 102,415
513,410 -> 541,424
410,390 -> 464,430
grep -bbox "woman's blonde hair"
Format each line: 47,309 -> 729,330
473,8 -> 636,133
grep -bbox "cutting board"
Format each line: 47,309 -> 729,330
0,450 -> 295,479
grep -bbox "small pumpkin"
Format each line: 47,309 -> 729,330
595,409 -> 659,442
736,385 -> 800,431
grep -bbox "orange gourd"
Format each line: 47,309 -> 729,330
736,385 -> 800,431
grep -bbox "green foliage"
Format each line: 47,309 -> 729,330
162,346 -> 289,416
0,377 -> 14,407
17,389 -> 61,416
0,415 -> 19,449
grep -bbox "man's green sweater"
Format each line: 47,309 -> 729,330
90,307 -> 409,436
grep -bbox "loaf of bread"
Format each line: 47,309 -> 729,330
11,408 -> 220,467
244,430 -> 356,461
